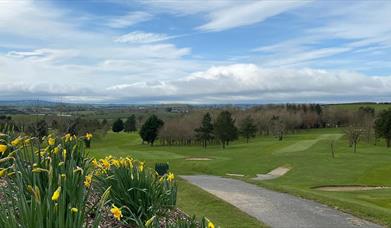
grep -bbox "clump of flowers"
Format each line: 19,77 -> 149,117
0,133 -> 109,228
94,156 -> 177,227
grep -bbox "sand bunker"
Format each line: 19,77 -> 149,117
252,166 -> 291,181
313,185 -> 391,192
185,157 -> 212,161
226,173 -> 245,177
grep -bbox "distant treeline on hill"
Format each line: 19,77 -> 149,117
1,103 -> 388,148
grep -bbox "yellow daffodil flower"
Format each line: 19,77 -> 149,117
112,159 -> 120,167
139,162 -> 145,172
65,133 -> 71,142
11,138 -> 21,147
48,138 -> 55,146
85,133 -> 93,140
51,187 -> 61,201
100,159 -> 110,169
71,208 -> 78,213
0,169 -> 6,178
167,172 -> 175,182
208,220 -> 215,228
145,216 -> 156,227
0,144 -> 7,154
110,204 -> 122,221
84,174 -> 92,188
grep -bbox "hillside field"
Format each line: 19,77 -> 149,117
89,128 -> 391,227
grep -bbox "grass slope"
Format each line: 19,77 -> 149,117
90,129 -> 391,226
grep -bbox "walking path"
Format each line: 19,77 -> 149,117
181,175 -> 382,228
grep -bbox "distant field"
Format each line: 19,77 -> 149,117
328,103 -> 391,112
90,129 -> 391,226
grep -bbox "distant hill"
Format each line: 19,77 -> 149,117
0,100 -> 60,107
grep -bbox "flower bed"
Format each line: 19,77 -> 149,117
0,133 -> 216,228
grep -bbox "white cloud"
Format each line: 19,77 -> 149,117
115,31 -> 173,44
141,0 -> 309,31
252,2 -> 391,69
260,47 -> 352,67
1,1 -> 390,104
198,1 -> 309,32
106,11 -> 153,28
6,49 -> 79,63
105,64 -> 391,103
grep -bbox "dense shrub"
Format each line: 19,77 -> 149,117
155,162 -> 170,176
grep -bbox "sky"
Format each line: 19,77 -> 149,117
1,0 -> 391,104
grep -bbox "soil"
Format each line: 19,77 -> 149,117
313,185 -> 391,192
252,166 -> 291,181
185,157 -> 212,161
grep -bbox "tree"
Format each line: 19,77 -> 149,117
270,115 -> 285,141
239,115 -> 257,143
139,115 -> 164,146
112,118 -> 124,133
345,126 -> 363,153
358,107 -> 375,143
375,109 -> 391,147
124,115 -> 137,133
194,113 -> 214,148
36,120 -> 48,139
214,111 -> 238,149
26,120 -> 48,139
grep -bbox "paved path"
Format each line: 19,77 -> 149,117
181,175 -> 382,228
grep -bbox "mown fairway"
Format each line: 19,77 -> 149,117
90,128 -> 391,227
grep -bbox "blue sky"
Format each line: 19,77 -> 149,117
1,0 -> 391,104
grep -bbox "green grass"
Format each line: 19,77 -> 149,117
89,129 -> 391,226
177,179 -> 265,227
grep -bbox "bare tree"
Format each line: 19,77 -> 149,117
344,126 -> 364,153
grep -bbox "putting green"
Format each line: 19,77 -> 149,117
274,133 -> 343,154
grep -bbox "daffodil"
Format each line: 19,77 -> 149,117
48,138 -> 55,146
85,133 -> 93,140
0,169 -> 6,178
63,149 -> 67,159
24,138 -> 31,144
73,166 -> 84,175
54,147 -> 59,154
207,220 -> 215,228
139,162 -> 145,172
71,208 -> 78,213
145,216 -> 156,227
0,144 -> 7,154
84,174 -> 92,188
100,159 -> 110,169
65,133 -> 71,142
110,204 -> 122,221
51,187 -> 61,201
11,138 -> 21,147
167,172 -> 175,182
112,159 -> 120,167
